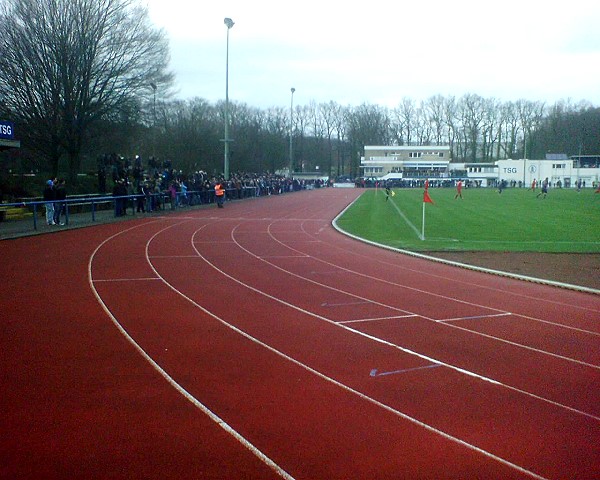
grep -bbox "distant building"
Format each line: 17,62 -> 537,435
496,155 -> 599,188
361,145 -> 451,179
360,146 -> 600,188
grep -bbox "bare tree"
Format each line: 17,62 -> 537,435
333,105 -> 350,176
459,94 -> 486,162
414,102 -> 433,145
396,97 -> 416,145
518,99 -> 546,159
319,101 -> 340,178
0,0 -> 173,180
346,103 -> 391,176
480,97 -> 500,162
499,101 -> 520,159
423,95 -> 447,146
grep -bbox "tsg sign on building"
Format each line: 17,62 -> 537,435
0,120 -> 21,150
0,120 -> 15,139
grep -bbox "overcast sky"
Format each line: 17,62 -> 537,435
146,0 -> 600,109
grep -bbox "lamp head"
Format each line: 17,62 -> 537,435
224,18 -> 234,29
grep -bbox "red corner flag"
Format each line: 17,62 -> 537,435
423,189 -> 434,204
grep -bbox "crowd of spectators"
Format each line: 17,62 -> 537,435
97,153 -> 326,215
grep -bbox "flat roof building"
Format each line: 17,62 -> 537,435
360,145 -> 600,188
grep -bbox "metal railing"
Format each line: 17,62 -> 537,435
0,186 -> 269,231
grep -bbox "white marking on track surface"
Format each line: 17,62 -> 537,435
266,221 -> 600,365
225,221 -> 600,417
88,215 -> 596,480
88,221 -> 296,480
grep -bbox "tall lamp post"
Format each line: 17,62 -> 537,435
289,87 -> 295,177
150,82 -> 157,158
223,17 -> 234,181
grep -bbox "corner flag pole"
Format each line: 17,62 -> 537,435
421,184 -> 433,241
421,201 -> 425,241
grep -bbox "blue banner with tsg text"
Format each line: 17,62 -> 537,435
0,120 -> 15,139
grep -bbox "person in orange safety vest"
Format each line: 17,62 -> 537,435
215,181 -> 225,208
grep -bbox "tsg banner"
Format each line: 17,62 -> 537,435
0,120 -> 15,140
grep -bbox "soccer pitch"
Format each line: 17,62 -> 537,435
335,187 -> 600,253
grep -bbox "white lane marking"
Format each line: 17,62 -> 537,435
338,315 -> 418,324
321,300 -> 371,307
88,221 -> 296,480
263,222 -> 600,367
438,313 -> 513,323
127,223 -> 551,480
94,277 -> 160,282
370,364 -> 442,377
221,222 -> 600,420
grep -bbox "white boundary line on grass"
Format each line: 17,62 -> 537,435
387,196 -> 423,240
332,195 -> 600,296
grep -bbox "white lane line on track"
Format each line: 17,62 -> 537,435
88,221 -> 296,480
89,218 -> 586,480
93,277 -> 161,282
157,223 -> 551,480
371,364 -> 442,377
438,313 -> 513,323
149,255 -> 201,258
261,255 -> 310,259
265,222 -> 600,366
135,222 -> 548,480
225,222 -> 600,420
88,213 -> 554,479
338,315 -> 418,324
321,300 -> 370,307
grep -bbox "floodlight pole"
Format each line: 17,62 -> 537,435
223,17 -> 234,181
289,87 -> 295,178
150,82 -> 157,158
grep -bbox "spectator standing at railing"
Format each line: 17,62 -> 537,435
53,179 -> 67,225
180,180 -> 188,206
215,180 -> 225,208
153,181 -> 161,210
43,180 -> 56,225
136,182 -> 147,213
168,182 -> 177,209
113,179 -> 127,216
144,181 -> 153,212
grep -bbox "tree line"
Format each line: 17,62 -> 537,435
1,0 -> 599,184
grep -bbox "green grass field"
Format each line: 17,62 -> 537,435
335,187 -> 600,253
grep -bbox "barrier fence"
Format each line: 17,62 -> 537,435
0,185 -> 272,232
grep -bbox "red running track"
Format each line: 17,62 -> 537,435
1,188 -> 599,479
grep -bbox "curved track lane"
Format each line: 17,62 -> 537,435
89,189 -> 600,479
3,188 -> 598,479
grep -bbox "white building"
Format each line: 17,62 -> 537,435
360,146 -> 600,188
496,156 -> 599,188
361,145 -> 451,179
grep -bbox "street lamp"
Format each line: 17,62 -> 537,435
150,82 -> 157,158
289,87 -> 295,177
223,17 -> 234,180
